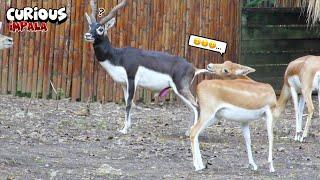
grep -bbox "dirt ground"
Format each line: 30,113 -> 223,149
0,95 -> 319,180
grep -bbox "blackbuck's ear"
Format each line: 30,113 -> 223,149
85,13 -> 92,25
105,18 -> 116,31
235,65 -> 256,76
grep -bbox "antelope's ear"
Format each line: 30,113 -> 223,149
85,13 -> 92,25
0,22 -> 2,31
235,65 -> 256,76
105,18 -> 116,31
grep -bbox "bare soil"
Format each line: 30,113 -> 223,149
0,95 -> 319,180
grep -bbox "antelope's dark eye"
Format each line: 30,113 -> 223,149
223,69 -> 229,73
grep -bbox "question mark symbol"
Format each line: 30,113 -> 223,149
98,8 -> 105,17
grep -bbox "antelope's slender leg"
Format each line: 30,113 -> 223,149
119,79 -> 135,134
190,108 -> 217,171
296,95 -> 305,139
290,87 -> 300,141
266,108 -> 275,172
301,89 -> 314,142
241,123 -> 257,171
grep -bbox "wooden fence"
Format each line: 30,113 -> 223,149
0,0 -> 240,103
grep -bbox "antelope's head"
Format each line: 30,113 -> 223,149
207,61 -> 256,78
84,0 -> 127,43
0,22 -> 13,49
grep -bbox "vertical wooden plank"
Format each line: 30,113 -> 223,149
6,0 -> 15,93
52,0 -> 61,99
37,0 -> 48,97
81,0 -> 89,101
17,0 -> 26,94
60,0 -> 71,98
71,0 -> 82,101
1,1 -> 11,94
10,0 -> 20,94
66,0 -> 76,98
56,0 -> 67,99
21,0 -> 32,95
31,0 -> 43,97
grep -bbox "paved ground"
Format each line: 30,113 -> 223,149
0,95 -> 319,179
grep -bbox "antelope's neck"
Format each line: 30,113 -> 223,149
93,36 -> 115,62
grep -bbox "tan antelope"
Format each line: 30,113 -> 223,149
277,55 -> 320,142
190,61 -> 277,172
0,22 -> 13,50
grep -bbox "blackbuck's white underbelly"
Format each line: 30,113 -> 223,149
100,61 -> 173,90
135,66 -> 173,90
288,71 -> 320,92
216,104 -> 269,123
100,60 -> 128,84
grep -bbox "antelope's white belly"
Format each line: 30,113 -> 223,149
100,60 -> 127,84
216,104 -> 268,123
135,66 -> 173,90
312,71 -> 320,91
288,72 -> 320,92
288,75 -> 301,91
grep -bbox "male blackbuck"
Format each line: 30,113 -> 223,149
190,62 -> 277,172
84,0 -> 212,134
277,55 -> 320,142
0,22 -> 13,50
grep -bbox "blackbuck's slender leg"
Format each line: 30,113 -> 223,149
241,123 -> 257,171
119,79 -> 135,134
122,85 -> 128,104
178,88 -> 199,136
171,88 -> 199,136
190,109 -> 217,171
301,89 -> 314,142
266,108 -> 275,172
290,87 -> 300,141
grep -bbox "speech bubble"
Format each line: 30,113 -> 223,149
188,35 -> 227,55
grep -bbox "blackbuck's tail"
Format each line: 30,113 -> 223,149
191,68 -> 212,85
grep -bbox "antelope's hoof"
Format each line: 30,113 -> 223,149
119,129 -> 128,134
247,163 -> 258,171
294,132 -> 302,142
185,130 -> 190,137
299,135 -> 307,143
194,163 -> 206,171
270,166 -> 275,173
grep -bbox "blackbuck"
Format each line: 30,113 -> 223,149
0,22 -> 13,50
190,62 -> 277,172
84,0 -> 212,134
277,55 -> 320,142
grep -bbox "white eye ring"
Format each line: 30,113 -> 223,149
96,26 -> 104,35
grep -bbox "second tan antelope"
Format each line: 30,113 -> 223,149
0,22 -> 13,50
277,55 -> 320,142
190,62 -> 277,172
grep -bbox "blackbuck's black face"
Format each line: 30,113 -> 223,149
84,13 -> 116,43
